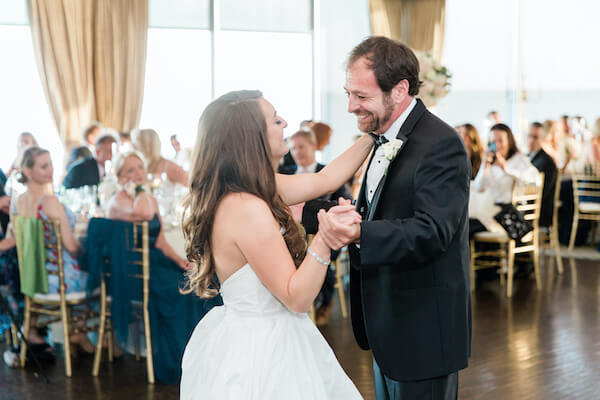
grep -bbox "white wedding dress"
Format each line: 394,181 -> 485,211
181,263 -> 362,399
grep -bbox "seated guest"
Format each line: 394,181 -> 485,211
105,150 -> 219,384
473,123 -> 541,204
311,122 -> 333,151
7,132 -> 38,178
0,167 -> 20,350
281,130 -> 352,199
12,146 -> 93,353
456,124 -> 486,237
65,146 -> 93,170
541,120 -> 561,165
457,123 -> 484,178
586,118 -> 600,168
119,131 -> 132,147
528,122 -> 558,228
81,121 -> 103,149
170,134 -> 192,171
132,129 -> 188,186
279,130 -> 351,325
63,133 -> 117,189
108,151 -> 191,269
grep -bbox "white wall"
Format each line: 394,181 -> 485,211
435,0 -> 600,144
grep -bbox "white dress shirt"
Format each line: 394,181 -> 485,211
365,98 -> 417,202
472,152 -> 541,204
295,162 -> 318,175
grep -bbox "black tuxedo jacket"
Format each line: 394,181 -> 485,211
348,99 -> 472,381
62,157 -> 100,189
530,149 -> 557,227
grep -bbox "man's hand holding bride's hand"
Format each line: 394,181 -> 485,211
317,198 -> 361,250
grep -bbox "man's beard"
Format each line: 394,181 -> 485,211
356,93 -> 395,133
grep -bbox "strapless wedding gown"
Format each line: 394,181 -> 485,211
181,263 -> 362,399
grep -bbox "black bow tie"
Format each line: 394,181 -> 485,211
369,133 -> 389,147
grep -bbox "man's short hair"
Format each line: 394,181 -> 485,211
530,121 -> 548,138
81,121 -> 103,142
290,130 -> 316,145
347,36 -> 422,96
95,132 -> 118,147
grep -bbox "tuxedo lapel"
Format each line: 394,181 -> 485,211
366,99 -> 427,221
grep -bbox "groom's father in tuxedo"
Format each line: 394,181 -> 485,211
319,37 -> 471,400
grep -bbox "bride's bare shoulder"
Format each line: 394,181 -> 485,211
217,192 -> 277,229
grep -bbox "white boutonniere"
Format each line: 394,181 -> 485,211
381,139 -> 404,161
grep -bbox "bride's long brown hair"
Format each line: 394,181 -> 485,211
181,90 -> 306,298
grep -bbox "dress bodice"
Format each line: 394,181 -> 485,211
219,264 -> 289,317
146,213 -> 161,247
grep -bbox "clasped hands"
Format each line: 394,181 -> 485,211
317,198 -> 361,250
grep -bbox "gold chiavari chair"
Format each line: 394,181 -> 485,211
568,175 -> 600,252
470,176 -> 544,297
19,219 -> 97,377
539,170 -> 564,274
92,221 -> 154,383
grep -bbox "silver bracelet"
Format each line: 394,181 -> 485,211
307,248 -> 330,266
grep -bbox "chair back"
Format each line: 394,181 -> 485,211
127,221 -> 150,305
42,219 -> 67,301
14,215 -> 64,298
512,173 -> 544,243
127,220 -> 154,383
572,175 -> 600,209
552,170 -> 562,228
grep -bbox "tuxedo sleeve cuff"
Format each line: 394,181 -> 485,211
301,199 -> 337,234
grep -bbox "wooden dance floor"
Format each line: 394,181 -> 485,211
1,255 -> 599,399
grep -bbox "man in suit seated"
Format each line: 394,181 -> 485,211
63,133 -> 117,189
528,122 -> 558,228
279,130 -> 351,325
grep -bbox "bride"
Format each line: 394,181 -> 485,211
180,90 -> 374,399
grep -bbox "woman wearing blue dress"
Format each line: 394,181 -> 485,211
105,150 -> 221,384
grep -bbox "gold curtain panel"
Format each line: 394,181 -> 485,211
369,0 -> 446,62
28,0 -> 148,148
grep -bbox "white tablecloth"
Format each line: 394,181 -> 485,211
164,227 -> 186,258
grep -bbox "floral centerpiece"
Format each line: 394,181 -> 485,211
97,174 -> 119,210
414,50 -> 451,108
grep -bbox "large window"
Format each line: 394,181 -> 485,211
140,0 -> 315,157
139,29 -> 212,151
0,0 -> 372,170
0,25 -> 61,179
214,31 -> 313,133
437,0 -> 600,142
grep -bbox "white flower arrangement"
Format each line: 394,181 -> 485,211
415,50 -> 451,108
98,175 -> 120,205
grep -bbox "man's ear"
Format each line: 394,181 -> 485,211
390,79 -> 409,103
